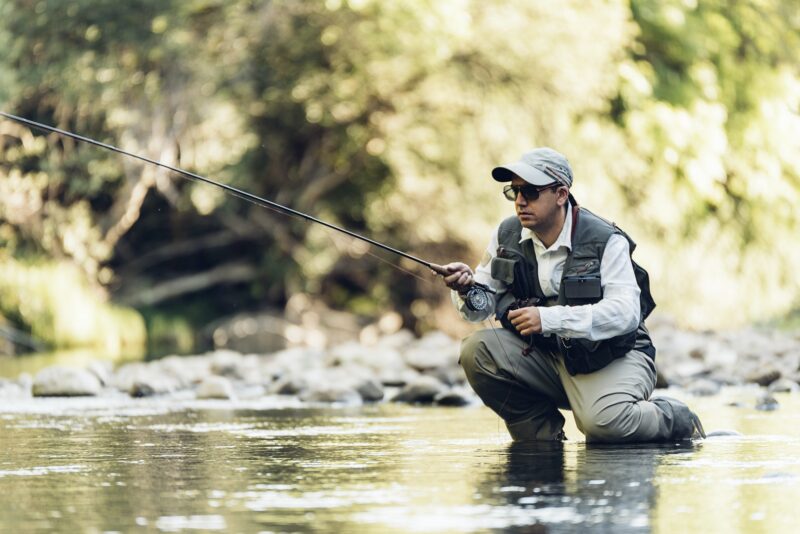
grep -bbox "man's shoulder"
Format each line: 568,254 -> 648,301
576,207 -> 638,252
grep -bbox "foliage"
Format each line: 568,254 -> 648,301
1,0 -> 799,352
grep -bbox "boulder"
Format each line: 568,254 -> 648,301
434,388 -> 473,407
746,369 -> 781,387
196,376 -> 236,400
32,366 -> 102,397
391,375 -> 447,404
300,385 -> 362,405
768,378 -> 800,394
353,377 -> 384,402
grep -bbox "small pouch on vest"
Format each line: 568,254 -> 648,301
490,257 -> 516,284
563,274 -> 602,300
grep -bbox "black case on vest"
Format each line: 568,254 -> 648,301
563,275 -> 602,300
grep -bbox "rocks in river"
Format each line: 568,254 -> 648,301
32,366 -> 102,397
391,375 -> 448,404
746,369 -> 781,387
433,388 -> 474,407
685,378 -> 722,397
768,378 -> 800,394
300,385 -> 363,405
755,394 -> 779,411
196,376 -> 235,400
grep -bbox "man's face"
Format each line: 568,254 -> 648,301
511,176 -> 566,231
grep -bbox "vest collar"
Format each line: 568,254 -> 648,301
519,201 -> 573,252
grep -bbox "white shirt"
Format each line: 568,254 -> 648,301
452,203 -> 641,341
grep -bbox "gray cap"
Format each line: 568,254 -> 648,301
491,147 -> 573,187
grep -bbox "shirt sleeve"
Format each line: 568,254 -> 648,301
538,234 -> 641,341
451,226 -> 507,322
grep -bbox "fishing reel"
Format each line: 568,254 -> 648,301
463,282 -> 495,312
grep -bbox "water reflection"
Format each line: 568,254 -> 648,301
1,396 -> 800,533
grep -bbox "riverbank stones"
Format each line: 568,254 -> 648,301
32,366 -> 102,397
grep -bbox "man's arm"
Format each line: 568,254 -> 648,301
536,234 -> 641,340
445,228 -> 507,322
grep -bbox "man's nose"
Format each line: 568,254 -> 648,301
515,191 -> 528,206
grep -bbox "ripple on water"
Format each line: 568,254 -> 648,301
0,465 -> 87,478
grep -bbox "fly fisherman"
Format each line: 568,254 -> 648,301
439,148 -> 705,443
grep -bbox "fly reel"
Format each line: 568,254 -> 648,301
463,283 -> 494,312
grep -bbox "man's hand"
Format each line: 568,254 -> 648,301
507,306 -> 542,336
436,262 -> 475,294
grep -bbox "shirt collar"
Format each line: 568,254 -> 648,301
520,201 -> 572,252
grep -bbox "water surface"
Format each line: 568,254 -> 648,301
1,391 -> 799,533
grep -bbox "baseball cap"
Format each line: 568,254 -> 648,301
491,147 -> 573,187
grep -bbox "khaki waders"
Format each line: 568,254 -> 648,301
460,328 -> 685,443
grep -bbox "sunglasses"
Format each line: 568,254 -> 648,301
502,183 -> 560,201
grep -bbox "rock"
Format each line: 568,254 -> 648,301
391,376 -> 447,404
114,363 -> 180,397
434,388 -> 473,407
375,329 -> 416,349
353,378 -> 384,402
768,378 -> 800,394
271,376 -> 308,395
746,369 -> 781,387
86,360 -> 113,386
301,385 -> 362,405
196,376 -> 236,400
0,379 -> 31,399
685,378 -> 722,396
755,394 -> 779,411
32,366 -> 102,397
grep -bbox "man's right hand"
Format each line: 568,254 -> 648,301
438,262 -> 475,294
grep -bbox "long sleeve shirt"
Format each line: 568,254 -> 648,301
452,204 -> 641,341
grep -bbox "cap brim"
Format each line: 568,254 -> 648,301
491,162 -> 555,186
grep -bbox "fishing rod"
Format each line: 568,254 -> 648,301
0,111 -> 495,310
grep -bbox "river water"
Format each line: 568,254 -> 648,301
1,389 -> 799,533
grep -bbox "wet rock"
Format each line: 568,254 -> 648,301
755,394 -> 779,411
86,360 -> 113,386
433,388 -> 473,407
768,378 -> 800,394
353,378 -> 384,402
300,385 -> 362,405
114,363 -> 180,397
196,376 -> 235,400
391,376 -> 447,404
271,376 -> 308,395
746,369 -> 781,387
685,378 -> 722,397
32,366 -> 102,397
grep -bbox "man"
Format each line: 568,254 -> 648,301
440,147 -> 704,443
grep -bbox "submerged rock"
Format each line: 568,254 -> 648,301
755,394 -> 779,411
32,366 -> 102,397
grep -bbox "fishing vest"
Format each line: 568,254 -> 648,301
491,204 -> 656,375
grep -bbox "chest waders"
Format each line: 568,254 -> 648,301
491,202 -> 656,375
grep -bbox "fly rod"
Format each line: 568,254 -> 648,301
0,111 -> 496,305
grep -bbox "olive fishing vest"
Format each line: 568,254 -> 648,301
491,205 -> 656,375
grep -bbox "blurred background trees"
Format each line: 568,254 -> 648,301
1,0 -> 798,354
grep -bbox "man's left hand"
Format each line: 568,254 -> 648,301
507,306 -> 542,336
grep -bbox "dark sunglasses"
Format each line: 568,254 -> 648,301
502,183 -> 559,201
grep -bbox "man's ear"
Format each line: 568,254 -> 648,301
557,187 -> 570,206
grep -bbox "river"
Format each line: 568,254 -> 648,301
1,389 -> 799,533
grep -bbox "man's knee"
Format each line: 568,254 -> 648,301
459,330 -> 499,380
580,397 -> 640,443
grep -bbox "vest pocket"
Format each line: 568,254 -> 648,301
490,257 -> 516,284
